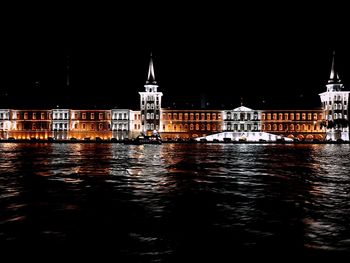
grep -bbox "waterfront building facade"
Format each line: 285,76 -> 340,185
139,54 -> 162,135
52,109 -> 70,140
69,109 -> 112,140
319,51 -> 350,141
260,109 -> 325,141
223,106 -> 261,132
0,52 -> 348,141
160,109 -> 223,140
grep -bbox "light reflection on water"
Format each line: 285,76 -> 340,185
1,143 -> 350,259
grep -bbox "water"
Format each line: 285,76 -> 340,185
1,143 -> 350,260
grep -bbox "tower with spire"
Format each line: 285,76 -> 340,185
319,51 -> 350,141
139,53 -> 163,134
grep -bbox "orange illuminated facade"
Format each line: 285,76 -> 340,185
261,109 -> 325,141
69,110 -> 112,140
160,109 -> 223,140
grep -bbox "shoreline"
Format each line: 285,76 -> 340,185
0,139 -> 349,144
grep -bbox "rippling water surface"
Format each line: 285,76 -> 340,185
1,143 -> 350,260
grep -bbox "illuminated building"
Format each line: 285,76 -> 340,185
160,109 -> 223,140
52,109 -> 70,140
139,53 -> 163,135
0,51 -> 348,141
260,109 -> 325,141
8,110 -> 52,140
319,51 -> 349,141
223,106 -> 261,132
69,110 -> 112,140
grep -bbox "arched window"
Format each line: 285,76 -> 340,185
190,124 -> 194,130
226,112 -> 231,120
167,124 -> 171,131
207,124 -> 211,131
150,113 -> 154,119
146,113 -> 150,119
195,124 -> 199,130
273,124 -> 277,131
99,123 -> 103,130
302,124 -> 306,131
338,103 -> 342,110
296,124 -> 300,131
262,124 -> 265,130
212,124 -> 216,131
334,113 -> 338,119
147,124 -> 150,130
334,104 -> 337,110
151,104 -> 154,109
279,124 -> 283,131
174,125 -> 177,131
179,124 -> 183,130
151,123 -> 154,130
201,124 -> 205,130
267,124 -> 271,131
147,103 -> 150,109
184,124 -> 188,130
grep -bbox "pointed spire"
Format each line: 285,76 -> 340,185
328,50 -> 341,83
146,52 -> 156,84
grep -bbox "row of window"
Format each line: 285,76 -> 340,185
141,102 -> 160,109
112,113 -> 128,120
0,113 -> 9,119
324,103 -> 346,110
226,124 -> 258,131
13,112 -> 49,120
262,123 -> 319,132
326,113 -> 347,120
145,123 -> 159,130
145,113 -> 159,120
142,96 -> 160,102
326,95 -> 348,102
72,112 -> 109,120
225,112 -> 259,121
164,123 -> 220,132
72,123 -> 110,130
262,113 -> 323,121
162,112 -> 222,121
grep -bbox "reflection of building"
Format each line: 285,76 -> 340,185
0,52 -> 348,141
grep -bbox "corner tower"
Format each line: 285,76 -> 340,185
319,51 -> 350,141
139,53 -> 163,134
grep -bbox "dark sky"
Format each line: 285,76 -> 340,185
0,4 -> 349,110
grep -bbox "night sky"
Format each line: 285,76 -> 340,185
1,4 -> 349,110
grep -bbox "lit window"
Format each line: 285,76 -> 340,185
99,113 -> 103,120
82,113 -> 86,119
91,113 -> 95,119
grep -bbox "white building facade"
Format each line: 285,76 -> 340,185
139,54 -> 163,134
319,52 -> 350,141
